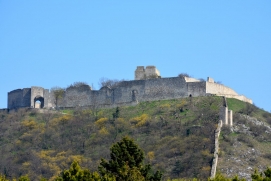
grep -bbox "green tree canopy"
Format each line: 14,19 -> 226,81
99,136 -> 162,181
251,167 -> 271,181
55,161 -> 105,181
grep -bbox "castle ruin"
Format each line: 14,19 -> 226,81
7,66 -> 252,115
135,66 -> 161,80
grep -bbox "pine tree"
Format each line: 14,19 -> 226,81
99,136 -> 162,181
55,161 -> 103,181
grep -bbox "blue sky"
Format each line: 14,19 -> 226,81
0,1 -> 270,112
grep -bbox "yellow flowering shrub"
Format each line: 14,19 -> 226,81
95,117 -> 108,127
130,114 -> 149,127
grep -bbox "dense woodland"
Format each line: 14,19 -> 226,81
0,96 -> 271,180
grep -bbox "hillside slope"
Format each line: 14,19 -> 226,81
0,96 -> 223,180
218,98 -> 271,180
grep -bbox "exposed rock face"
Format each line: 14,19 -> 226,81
218,114 -> 271,181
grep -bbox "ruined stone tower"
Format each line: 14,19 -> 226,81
135,66 -> 161,80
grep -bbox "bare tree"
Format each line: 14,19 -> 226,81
178,73 -> 191,77
67,81 -> 89,89
214,81 -> 223,85
50,87 -> 65,109
98,77 -> 125,89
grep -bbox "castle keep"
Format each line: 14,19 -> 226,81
7,66 -> 252,111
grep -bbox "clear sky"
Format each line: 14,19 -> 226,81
0,1 -> 270,112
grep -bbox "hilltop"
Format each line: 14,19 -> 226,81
7,66 -> 252,110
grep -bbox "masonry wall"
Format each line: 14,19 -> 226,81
31,86 -> 49,108
58,77 -> 252,109
8,88 -> 31,109
216,94 -> 253,104
187,82 -> 206,97
185,77 -> 201,82
116,77 -> 188,103
210,120 -> 223,178
7,76 -> 253,109
145,66 -> 160,79
135,66 -> 145,80
63,85 -> 92,107
206,82 -> 238,96
44,89 -> 50,107
61,77 -> 191,108
220,106 -> 228,125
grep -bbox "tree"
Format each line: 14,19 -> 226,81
99,136 -> 162,181
112,107 -> 120,119
18,175 -> 30,181
0,174 -> 9,181
178,73 -> 191,78
67,82 -> 89,89
55,161 -> 102,181
98,78 -> 125,89
251,167 -> 271,181
51,87 -> 65,109
172,160 -> 184,177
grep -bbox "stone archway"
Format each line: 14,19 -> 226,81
34,96 -> 44,108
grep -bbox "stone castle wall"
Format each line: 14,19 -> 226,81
210,119 -> 223,178
30,86 -> 50,108
187,82 -> 206,97
206,82 -> 238,96
8,88 -> 31,109
206,82 -> 252,104
60,77 -> 195,108
217,94 -> 253,104
7,66 -> 253,109
8,87 -> 51,109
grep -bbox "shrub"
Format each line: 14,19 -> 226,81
248,122 -> 267,137
237,135 -> 254,147
178,73 -> 191,78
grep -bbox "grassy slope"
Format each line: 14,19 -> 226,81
0,96 -> 223,180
